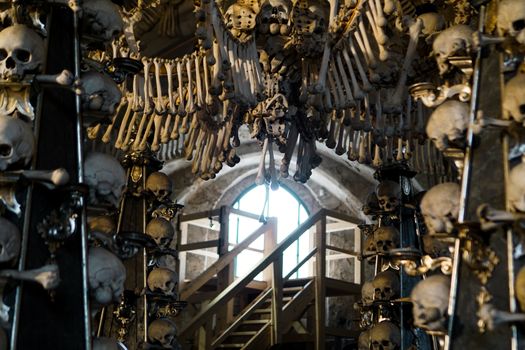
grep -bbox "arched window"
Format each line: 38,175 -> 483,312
229,185 -> 310,279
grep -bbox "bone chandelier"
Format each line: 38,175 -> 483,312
83,0 -> 474,186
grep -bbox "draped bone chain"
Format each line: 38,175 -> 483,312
86,0 -> 459,184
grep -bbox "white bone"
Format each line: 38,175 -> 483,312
35,69 -> 74,86
341,47 -> 365,99
255,137 -> 269,185
347,37 -> 372,91
268,138 -> 279,190
0,264 -> 60,290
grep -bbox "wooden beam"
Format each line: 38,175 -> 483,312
323,209 -> 361,224
229,207 -> 262,221
315,216 -> 326,350
272,256 -> 283,345
179,209 -> 222,222
216,206 -> 233,331
283,248 -> 317,281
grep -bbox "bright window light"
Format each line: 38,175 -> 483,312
229,185 -> 310,280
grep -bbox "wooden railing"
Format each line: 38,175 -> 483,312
178,208 -> 362,350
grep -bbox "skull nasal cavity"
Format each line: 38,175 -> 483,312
513,19 -> 525,31
0,144 -> 12,157
5,57 -> 15,69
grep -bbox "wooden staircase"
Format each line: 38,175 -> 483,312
176,208 -> 363,350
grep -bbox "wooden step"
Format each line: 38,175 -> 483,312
252,308 -> 271,314
242,320 -> 268,325
230,331 -> 257,337
217,343 -> 244,348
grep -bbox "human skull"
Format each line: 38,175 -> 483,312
0,114 -> 34,171
497,0 -> 525,45
291,0 -> 328,36
417,12 -> 445,38
372,270 -> 399,301
146,172 -> 173,201
0,24 -> 45,81
509,162 -> 525,212
373,226 -> 400,253
361,281 -> 375,305
259,0 -> 291,35
83,0 -> 124,41
88,247 -> 126,306
146,217 -> 175,249
93,337 -> 120,350
147,267 -> 178,296
358,330 -> 370,350
148,318 -> 177,348
503,73 -> 525,125
420,182 -> 460,235
426,100 -> 469,151
81,71 -> 122,115
369,321 -> 401,350
375,181 -> 401,212
84,152 -> 126,207
432,24 -> 474,75
422,235 -> 450,257
0,217 -> 21,263
411,274 -> 451,331
89,215 -> 116,236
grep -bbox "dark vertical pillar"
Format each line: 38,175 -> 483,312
16,6 -> 87,349
448,47 -> 511,350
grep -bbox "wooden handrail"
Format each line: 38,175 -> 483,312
283,248 -> 317,281
180,210 -> 325,338
179,240 -> 220,252
179,220 -> 275,301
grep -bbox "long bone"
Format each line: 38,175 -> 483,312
200,130 -> 216,179
372,144 -> 383,167
120,93 -> 141,151
195,54 -> 204,108
1,168 -> 69,189
0,264 -> 60,290
192,129 -> 208,174
331,60 -> 347,109
355,21 -> 378,69
255,137 -> 270,185
348,129 -> 359,161
384,18 -> 422,113
115,74 -> 139,149
176,58 -> 187,118
210,40 -> 223,95
280,124 -> 299,178
268,138 -> 279,190
326,111 -> 338,148
184,120 -> 199,161
346,37 -> 372,91
365,1 -> 389,61
335,52 -> 355,107
327,66 -> 342,111
135,75 -> 157,151
335,118 -> 346,155
203,55 -> 213,106
132,58 -> 154,151
478,304 -> 525,332
161,59 -> 176,143
211,127 -> 225,174
186,55 -> 196,114
312,0 -> 339,94
341,47 -> 365,99
102,95 -> 127,144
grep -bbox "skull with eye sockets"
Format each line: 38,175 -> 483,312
373,226 -> 399,253
372,270 -> 399,301
375,181 -> 401,212
0,24 -> 45,81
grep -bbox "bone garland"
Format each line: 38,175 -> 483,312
162,59 -> 176,143
115,76 -> 139,150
